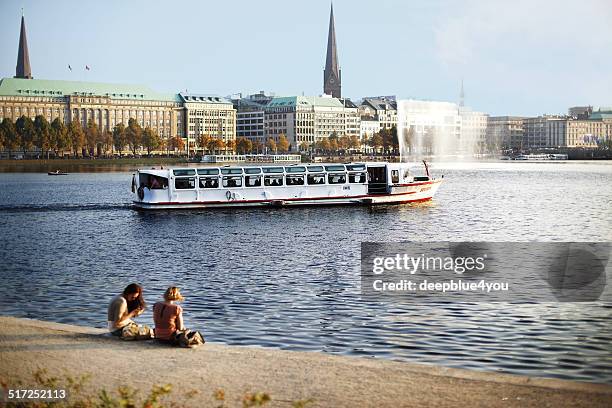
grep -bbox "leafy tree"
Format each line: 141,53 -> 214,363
225,139 -> 235,154
68,121 -> 85,157
266,137 -> 277,154
112,123 -> 127,156
85,119 -> 99,156
195,134 -> 211,154
338,135 -> 350,152
168,135 -> 185,154
1,118 -> 20,157
299,141 -> 310,152
125,118 -> 143,155
316,138 -> 330,153
370,133 -> 384,154
102,130 -> 113,156
15,115 -> 35,157
50,118 -> 69,157
328,136 -> 338,153
235,137 -> 252,154
142,127 -> 161,155
277,134 -> 290,153
349,135 -> 360,150
34,115 -> 52,159
251,140 -> 263,154
207,138 -> 224,154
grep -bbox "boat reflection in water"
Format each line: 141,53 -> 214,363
131,162 -> 443,210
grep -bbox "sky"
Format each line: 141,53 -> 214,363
1,0 -> 611,116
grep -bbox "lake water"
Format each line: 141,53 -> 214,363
0,161 -> 611,383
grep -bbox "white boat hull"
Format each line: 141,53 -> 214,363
132,179 -> 442,210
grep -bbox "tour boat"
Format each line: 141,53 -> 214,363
131,161 -> 443,210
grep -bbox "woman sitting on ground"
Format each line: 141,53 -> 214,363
107,283 -> 154,340
153,287 -> 204,347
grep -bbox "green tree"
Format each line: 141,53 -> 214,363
277,134 -> 290,153
1,118 -> 20,158
328,135 -> 339,153
15,115 -> 35,157
68,121 -> 85,157
125,118 -> 143,155
196,134 -> 211,154
112,123 -> 127,156
142,127 -> 161,155
251,140 -> 263,154
50,118 -> 69,157
102,130 -> 113,156
225,139 -> 235,154
33,115 -> 52,159
316,138 -> 330,153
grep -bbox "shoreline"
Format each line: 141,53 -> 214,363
1,317 -> 611,407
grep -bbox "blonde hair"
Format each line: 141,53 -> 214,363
164,287 -> 184,301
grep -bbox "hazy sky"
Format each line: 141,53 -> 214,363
1,0 -> 611,116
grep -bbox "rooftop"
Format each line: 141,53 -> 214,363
267,96 -> 345,109
0,77 -> 180,102
179,93 -> 232,105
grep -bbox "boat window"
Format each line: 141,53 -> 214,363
391,170 -> 400,184
346,164 -> 366,171
222,176 -> 242,188
286,174 -> 304,186
264,175 -> 284,186
175,177 -> 195,189
262,167 -> 284,174
307,166 -> 324,172
197,168 -> 219,175
285,166 -> 306,173
221,168 -> 243,175
328,173 -> 347,184
244,168 -> 262,174
199,176 -> 219,189
173,169 -> 196,176
325,165 -> 345,172
349,172 -> 367,183
307,174 -> 326,185
245,175 -> 262,187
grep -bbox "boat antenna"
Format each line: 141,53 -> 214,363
422,160 -> 430,178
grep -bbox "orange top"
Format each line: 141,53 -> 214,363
153,302 -> 182,340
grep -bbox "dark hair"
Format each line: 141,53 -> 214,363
122,283 -> 146,312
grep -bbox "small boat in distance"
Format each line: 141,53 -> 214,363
131,161 -> 443,210
48,170 -> 68,175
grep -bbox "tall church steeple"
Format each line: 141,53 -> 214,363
323,3 -> 341,98
15,12 -> 33,79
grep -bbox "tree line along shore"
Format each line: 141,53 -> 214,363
0,114 -> 402,160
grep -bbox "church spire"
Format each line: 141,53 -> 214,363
15,13 -> 33,79
323,3 -> 341,98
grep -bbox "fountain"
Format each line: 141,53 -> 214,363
397,99 -> 487,162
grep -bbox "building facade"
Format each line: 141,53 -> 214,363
459,107 -> 489,154
486,116 -> 525,149
233,91 -> 272,146
262,95 -> 360,152
0,77 -> 184,141
360,97 -> 397,129
179,93 -> 236,153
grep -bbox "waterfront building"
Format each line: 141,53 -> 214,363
360,117 -> 380,151
0,77 -> 184,140
486,116 -> 525,150
546,117 -> 612,147
458,107 -> 488,154
360,97 -> 398,130
264,95 -> 360,152
233,91 -> 273,146
323,4 -> 341,98
522,115 -> 568,148
180,93 -> 236,154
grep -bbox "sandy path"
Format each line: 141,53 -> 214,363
0,317 -> 610,407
